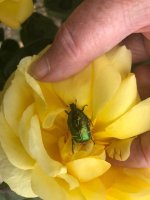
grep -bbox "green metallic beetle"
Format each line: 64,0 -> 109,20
65,103 -> 93,152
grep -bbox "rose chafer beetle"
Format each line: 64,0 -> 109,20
65,103 -> 93,152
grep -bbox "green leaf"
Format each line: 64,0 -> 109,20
20,12 -> 58,46
0,193 -> 6,200
44,0 -> 83,20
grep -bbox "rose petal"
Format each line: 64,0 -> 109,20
58,173 -> 79,190
32,166 -> 84,200
15,0 -> 33,23
19,104 -> 66,176
92,56 -> 121,119
97,74 -> 139,125
22,60 -> 66,129
0,0 -> 33,28
52,65 -> 92,116
0,112 -> 35,169
106,138 -> 135,161
0,144 -> 36,198
103,98 -> 150,139
80,178 -> 105,200
106,46 -> 132,79
107,169 -> 150,200
42,130 -> 62,162
66,157 -> 110,182
3,69 -> 33,133
36,83 -> 65,129
123,168 -> 150,184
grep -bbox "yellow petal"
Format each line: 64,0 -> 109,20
58,173 -> 79,190
14,0 -> 33,22
66,157 -> 110,182
107,169 -> 150,200
106,46 -> 132,79
80,178 -> 105,200
102,167 -> 150,199
19,104 -> 66,176
97,74 -> 139,125
20,57 -> 66,129
52,64 -> 92,115
3,68 -> 33,133
92,56 -> 121,119
106,138 -> 135,161
0,112 -> 35,169
0,144 -> 36,198
36,82 -> 65,129
19,56 -> 65,129
103,98 -> 150,139
123,168 -> 150,184
42,130 -> 62,162
101,166 -> 120,189
31,164 -> 69,200
57,177 -> 85,200
0,0 -> 33,28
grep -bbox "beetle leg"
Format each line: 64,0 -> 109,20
65,110 -> 69,115
88,118 -> 93,127
81,105 -> 88,111
91,137 -> 95,145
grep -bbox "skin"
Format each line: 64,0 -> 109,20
29,0 -> 150,168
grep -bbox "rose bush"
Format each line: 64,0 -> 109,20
0,0 -> 33,28
0,46 -> 150,200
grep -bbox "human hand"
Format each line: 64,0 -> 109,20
29,0 -> 150,168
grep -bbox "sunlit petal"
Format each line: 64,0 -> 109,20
103,98 -> 150,139
92,56 -> 121,119
106,46 -> 132,79
97,74 -> 139,125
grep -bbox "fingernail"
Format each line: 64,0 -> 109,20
29,56 -> 51,80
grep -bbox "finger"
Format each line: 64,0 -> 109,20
121,33 -> 150,63
137,25 -> 150,39
133,64 -> 150,99
29,0 -> 150,81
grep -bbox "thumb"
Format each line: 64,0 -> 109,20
29,0 -> 150,81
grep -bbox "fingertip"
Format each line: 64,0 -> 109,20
28,54 -> 51,80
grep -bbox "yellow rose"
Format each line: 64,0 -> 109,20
0,46 -> 150,200
0,0 -> 33,28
